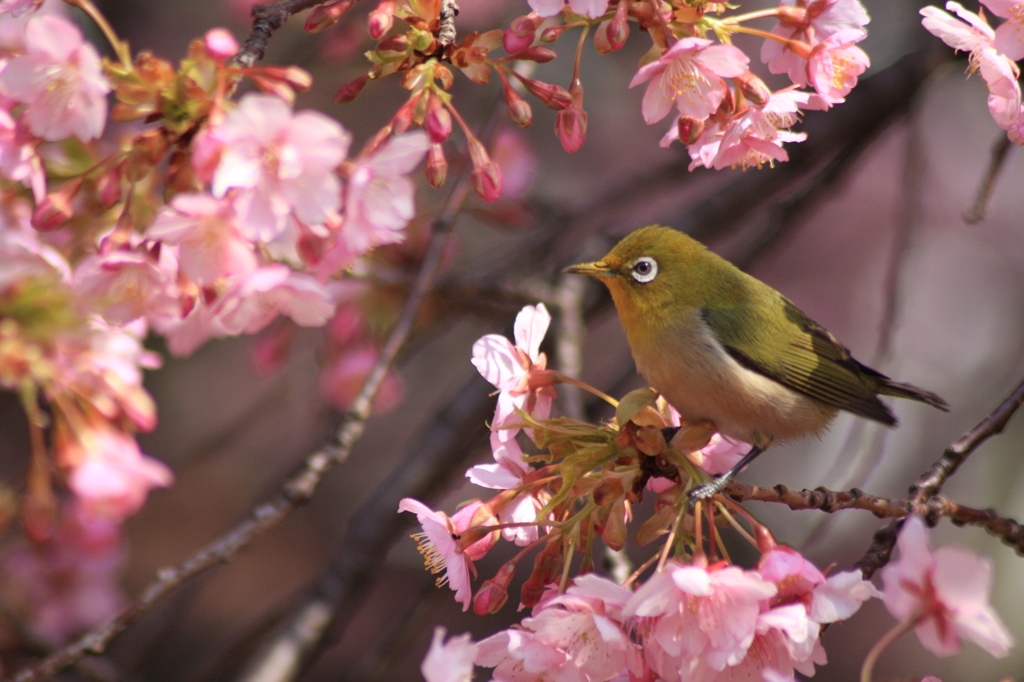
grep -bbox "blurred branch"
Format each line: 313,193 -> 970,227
437,0 -> 458,48
5,176 -> 472,682
233,0 -> 330,68
963,134 -> 1013,224
854,374 -> 1024,579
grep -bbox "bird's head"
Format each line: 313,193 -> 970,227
564,225 -> 719,331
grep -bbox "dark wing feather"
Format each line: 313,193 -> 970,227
701,301 -> 898,425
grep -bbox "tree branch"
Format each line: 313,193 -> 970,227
233,0 -> 331,68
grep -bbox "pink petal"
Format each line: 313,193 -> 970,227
513,303 -> 550,359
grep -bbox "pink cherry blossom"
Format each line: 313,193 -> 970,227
399,498 -> 497,610
0,14 -> 109,141
880,515 -> 1013,658
215,266 -> 336,336
467,433 -> 542,546
340,130 -> 430,254
981,0 -> 1024,60
805,29 -> 870,103
421,627 -> 476,682
528,0 -> 609,19
67,424 -> 174,523
921,2 -> 1022,130
0,108 -> 44,201
687,433 -> 751,476
625,560 -> 778,677
73,247 -> 181,327
471,303 -> 557,442
197,93 -> 351,241
0,0 -> 42,17
477,574 -> 639,681
761,0 -> 870,85
147,193 -> 257,285
630,38 -> 749,124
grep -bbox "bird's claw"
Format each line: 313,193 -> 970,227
687,477 -> 727,505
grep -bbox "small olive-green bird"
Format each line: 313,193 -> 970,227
565,225 -> 948,499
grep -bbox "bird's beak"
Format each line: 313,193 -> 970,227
563,260 -> 614,278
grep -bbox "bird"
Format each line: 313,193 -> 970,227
564,225 -> 949,499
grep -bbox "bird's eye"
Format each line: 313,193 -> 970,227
629,256 -> 658,283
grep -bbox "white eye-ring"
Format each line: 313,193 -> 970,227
629,256 -> 658,283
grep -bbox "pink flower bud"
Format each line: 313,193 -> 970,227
540,24 -> 569,43
503,83 -> 533,128
776,4 -> 807,28
471,161 -> 502,203
32,179 -> 82,231
393,102 -> 413,135
514,46 -> 556,63
96,165 -> 123,208
609,0 -> 629,48
367,1 -> 395,39
556,106 -> 587,153
473,562 -> 517,615
594,21 -> 615,55
677,115 -> 704,144
425,96 -> 451,142
503,14 -> 538,54
305,0 -> 356,33
204,28 -> 239,62
376,34 -> 409,60
334,74 -> 369,103
426,143 -> 447,188
518,77 -> 572,110
734,71 -> 770,106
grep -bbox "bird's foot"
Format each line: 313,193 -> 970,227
688,476 -> 729,503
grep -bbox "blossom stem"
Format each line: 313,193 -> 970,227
658,502 -> 687,571
572,24 -> 589,82
623,552 -> 660,588
553,372 -> 618,407
62,0 -> 132,67
859,613 -> 920,682
729,24 -> 809,55
721,8 -> 780,24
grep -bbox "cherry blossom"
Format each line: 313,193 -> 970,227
399,498 -> 498,610
467,433 -> 543,545
981,0 -> 1024,60
761,0 -> 870,86
471,303 -> 557,443
528,0 -> 609,19
196,93 -> 351,241
0,108 -> 44,201
421,627 -> 476,682
0,14 -> 110,141
214,266 -> 336,335
805,29 -> 870,104
338,130 -> 431,255
147,193 -> 257,285
880,515 -> 1013,658
624,560 -> 777,677
73,247 -> 181,327
630,38 -> 749,124
66,423 -> 173,523
921,2 -> 1022,131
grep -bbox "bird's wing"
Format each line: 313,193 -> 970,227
700,301 -> 897,425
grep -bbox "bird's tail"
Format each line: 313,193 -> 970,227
877,379 -> 950,411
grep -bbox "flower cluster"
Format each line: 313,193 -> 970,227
405,305 -> 1014,682
921,1 -> 1024,141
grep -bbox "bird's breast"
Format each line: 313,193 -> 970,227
624,309 -> 837,448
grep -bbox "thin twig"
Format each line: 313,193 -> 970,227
437,0 -> 459,48
963,134 -> 1013,224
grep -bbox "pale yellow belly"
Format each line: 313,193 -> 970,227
627,316 -> 837,448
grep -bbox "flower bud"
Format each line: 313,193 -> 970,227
426,143 -> 447,188
514,46 -> 557,63
368,1 -> 395,39
677,115 -> 704,144
520,541 -> 562,608
305,0 -> 355,33
556,105 -> 587,153
504,14 -> 538,54
734,72 -> 771,106
425,96 -> 452,142
594,21 -> 615,55
471,161 -> 502,202
776,4 -> 807,28
32,179 -> 83,231
518,77 -> 572,110
136,129 -> 169,164
473,561 -> 517,615
334,74 -> 369,103
503,83 -> 533,127
96,164 -> 124,208
376,34 -> 409,61
203,28 -> 239,62
609,0 -> 629,49
540,24 -> 569,43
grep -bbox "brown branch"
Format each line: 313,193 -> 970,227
852,374 -> 1024,579
963,134 -> 1014,224
437,0 -> 458,48
910,375 -> 1024,503
232,0 -> 331,68
5,180 -> 471,682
